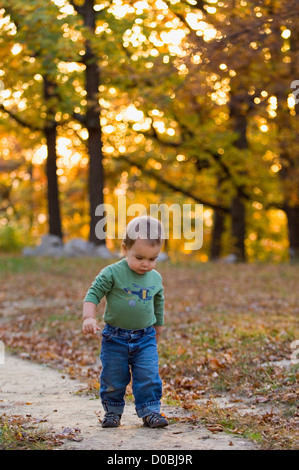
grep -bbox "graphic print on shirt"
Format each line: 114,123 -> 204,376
123,283 -> 155,306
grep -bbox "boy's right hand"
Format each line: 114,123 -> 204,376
82,318 -> 100,335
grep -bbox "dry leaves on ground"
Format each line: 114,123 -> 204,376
0,257 -> 299,449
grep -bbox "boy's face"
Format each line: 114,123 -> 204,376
123,238 -> 161,275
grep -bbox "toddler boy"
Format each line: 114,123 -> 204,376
82,216 -> 168,428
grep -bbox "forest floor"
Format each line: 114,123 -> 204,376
0,256 -> 298,450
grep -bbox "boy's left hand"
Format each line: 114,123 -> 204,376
82,317 -> 100,336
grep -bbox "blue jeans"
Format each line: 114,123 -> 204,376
100,323 -> 162,418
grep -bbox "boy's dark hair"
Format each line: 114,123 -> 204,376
123,216 -> 164,249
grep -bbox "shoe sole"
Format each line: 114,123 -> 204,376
143,420 -> 169,428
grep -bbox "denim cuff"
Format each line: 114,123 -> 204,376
102,400 -> 125,415
135,400 -> 161,418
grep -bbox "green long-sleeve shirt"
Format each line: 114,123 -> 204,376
84,258 -> 164,329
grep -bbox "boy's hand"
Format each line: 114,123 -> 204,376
82,318 -> 100,336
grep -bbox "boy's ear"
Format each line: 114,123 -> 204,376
122,243 -> 128,255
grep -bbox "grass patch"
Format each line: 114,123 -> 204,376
0,254 -> 107,277
0,414 -> 62,450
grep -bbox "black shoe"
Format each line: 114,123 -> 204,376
143,413 -> 168,428
102,412 -> 121,428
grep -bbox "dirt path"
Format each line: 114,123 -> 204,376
0,354 -> 258,450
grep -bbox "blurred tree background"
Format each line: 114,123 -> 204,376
0,0 -> 299,262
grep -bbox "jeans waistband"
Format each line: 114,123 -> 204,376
104,323 -> 155,338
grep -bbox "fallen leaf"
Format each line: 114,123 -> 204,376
209,358 -> 226,370
255,396 -> 269,403
206,424 -> 224,433
55,427 -> 83,442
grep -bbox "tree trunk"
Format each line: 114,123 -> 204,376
210,173 -> 227,260
44,77 -> 63,239
210,209 -> 225,260
86,61 -> 104,245
284,205 -> 299,262
228,91 -> 248,262
83,1 -> 105,246
45,125 -> 62,239
231,196 -> 246,261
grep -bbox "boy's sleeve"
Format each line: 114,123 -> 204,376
154,280 -> 164,326
84,266 -> 114,306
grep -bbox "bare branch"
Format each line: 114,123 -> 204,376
119,154 -> 229,213
68,0 -> 85,16
73,112 -> 87,125
0,104 -> 44,132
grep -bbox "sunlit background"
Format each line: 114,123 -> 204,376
0,0 -> 298,262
